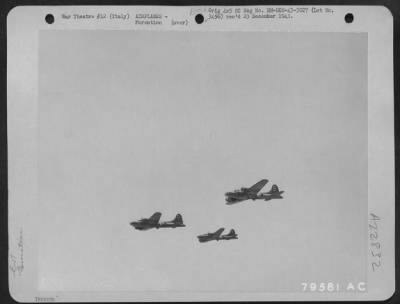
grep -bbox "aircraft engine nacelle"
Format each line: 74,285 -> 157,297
241,187 -> 248,191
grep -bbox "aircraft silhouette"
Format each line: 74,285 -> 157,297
197,228 -> 238,242
225,179 -> 269,204
130,212 -> 185,230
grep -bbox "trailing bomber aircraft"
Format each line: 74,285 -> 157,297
130,212 -> 185,230
197,228 -> 238,242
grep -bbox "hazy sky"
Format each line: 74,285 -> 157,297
38,30 -> 367,293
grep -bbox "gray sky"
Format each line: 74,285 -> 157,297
38,30 -> 367,292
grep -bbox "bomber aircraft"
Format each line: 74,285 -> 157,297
130,212 -> 186,230
197,228 -> 238,242
225,179 -> 269,204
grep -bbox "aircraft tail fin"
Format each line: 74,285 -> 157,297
173,214 -> 184,224
228,229 -> 236,236
269,184 -> 280,194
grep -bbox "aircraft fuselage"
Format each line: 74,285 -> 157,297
225,191 -> 260,204
130,221 -> 156,230
157,222 -> 186,228
197,236 -> 217,243
221,235 -> 238,240
258,191 -> 284,201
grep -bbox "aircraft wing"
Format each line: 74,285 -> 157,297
248,179 -> 268,194
148,212 -> 162,224
213,228 -> 225,238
